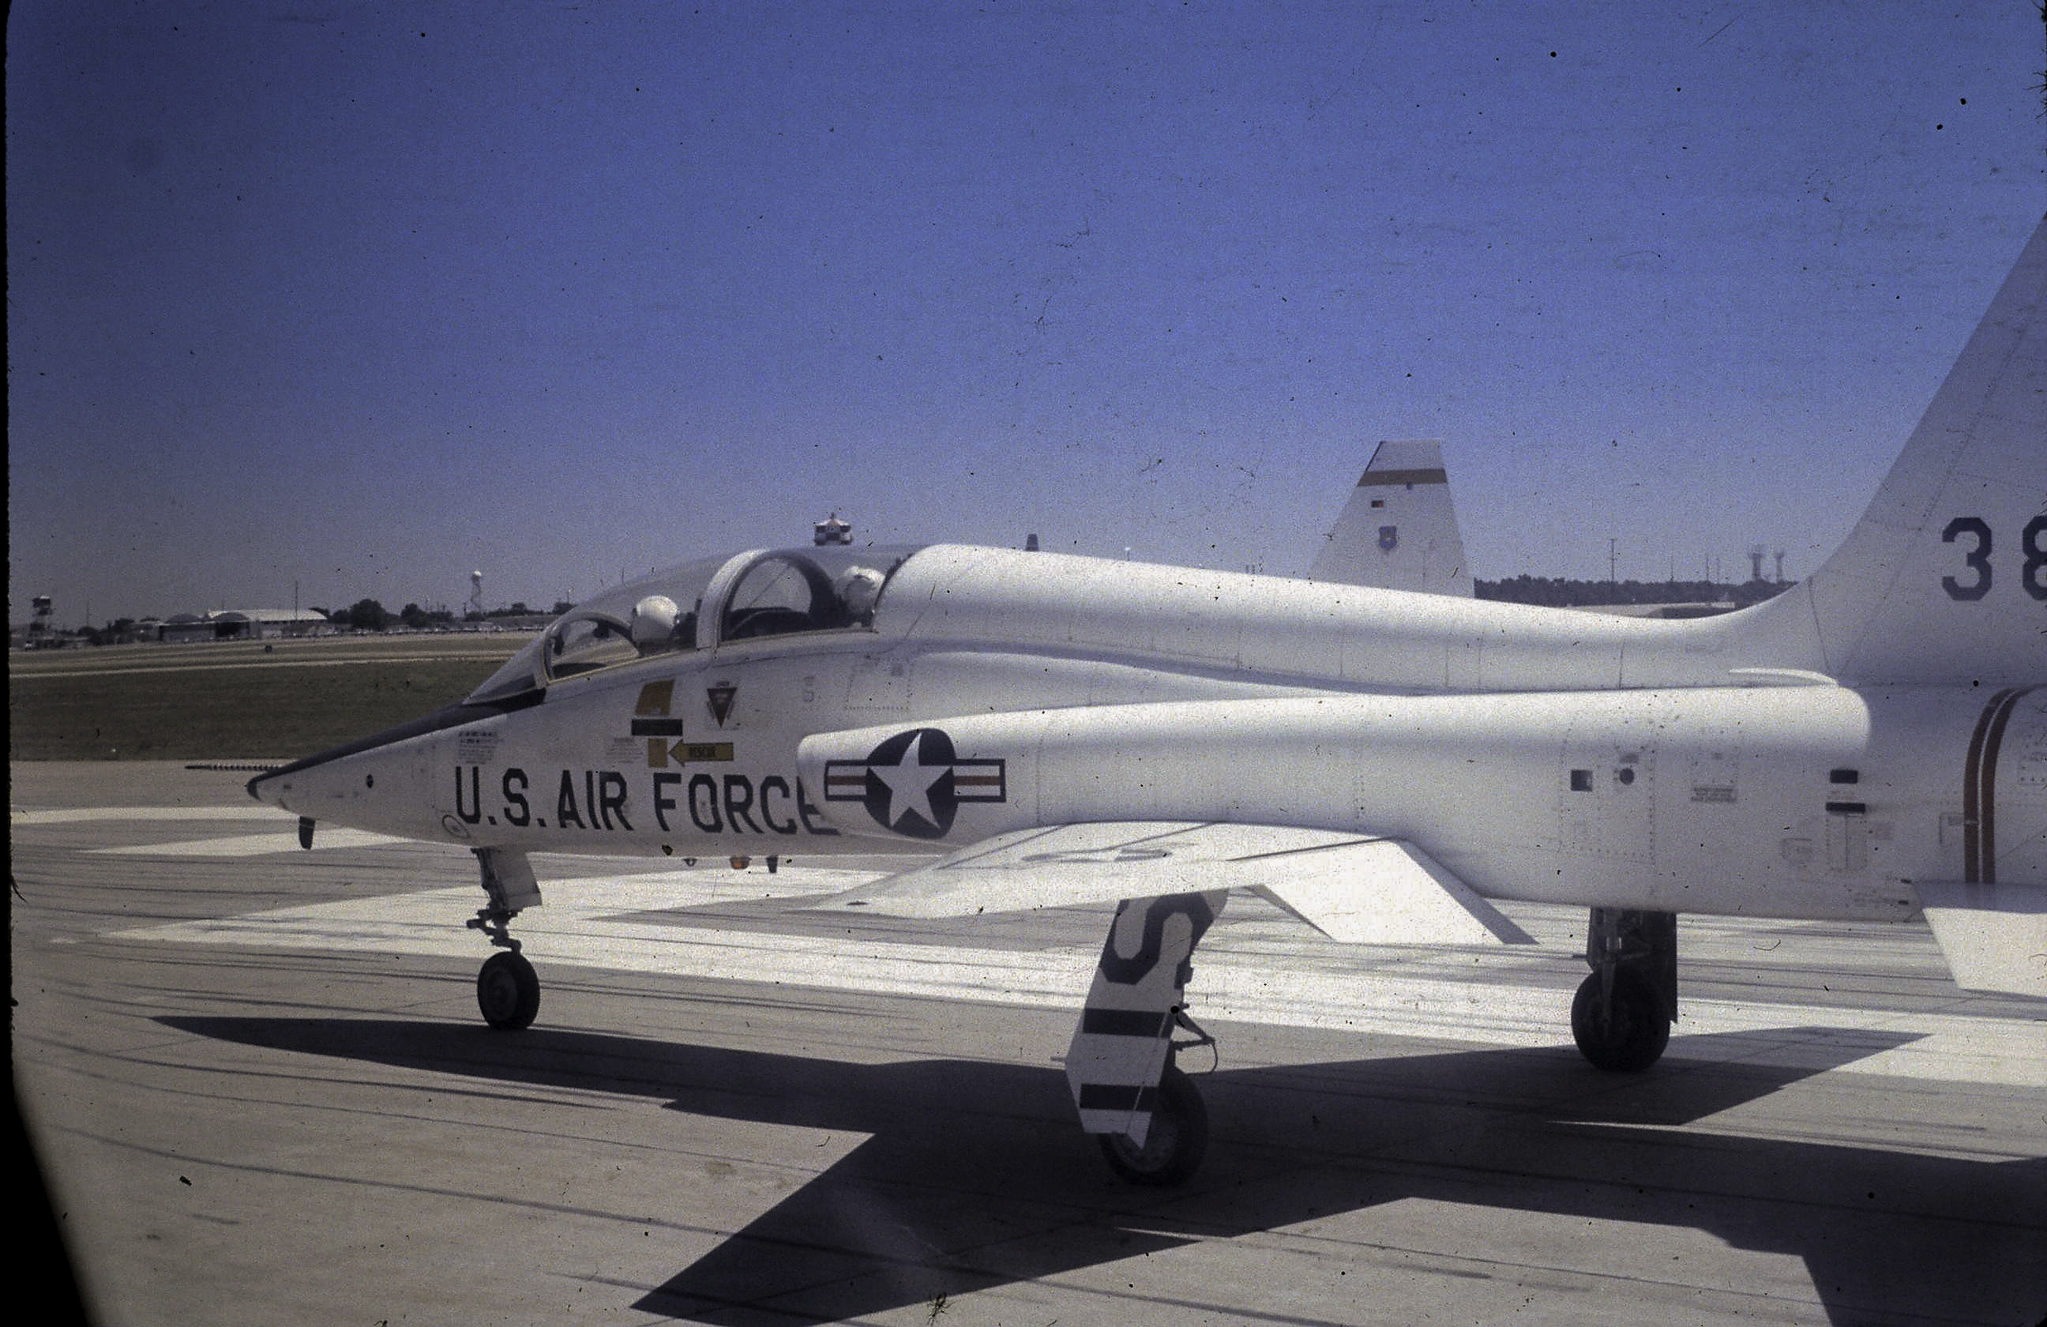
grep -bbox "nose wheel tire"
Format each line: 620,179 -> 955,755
1570,968 -> 1669,1071
1097,1064 -> 1208,1186
477,951 -> 540,1031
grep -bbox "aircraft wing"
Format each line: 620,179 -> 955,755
808,820 -> 1535,947
1913,881 -> 2047,997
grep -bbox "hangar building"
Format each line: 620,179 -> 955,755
157,609 -> 329,643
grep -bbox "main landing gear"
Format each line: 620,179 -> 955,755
1571,907 -> 1676,1071
466,847 -> 544,1031
1094,1012 -> 1216,1186
1069,892 -> 1227,1186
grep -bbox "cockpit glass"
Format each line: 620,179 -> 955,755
545,614 -> 637,679
465,635 -> 545,705
462,546 -> 924,703
717,547 -> 909,644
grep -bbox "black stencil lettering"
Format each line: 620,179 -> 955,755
723,776 -> 763,834
758,776 -> 800,835
598,771 -> 632,832
556,770 -> 586,829
1941,515 -> 1993,601
454,766 -> 483,824
652,772 -> 682,833
687,774 -> 722,833
796,778 -> 840,836
1097,893 -> 1217,986
502,768 -> 530,826
2023,514 -> 2047,602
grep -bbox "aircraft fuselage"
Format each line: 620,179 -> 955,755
253,590 -> 2043,926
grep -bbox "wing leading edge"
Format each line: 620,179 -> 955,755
808,820 -> 1534,947
1913,881 -> 2047,997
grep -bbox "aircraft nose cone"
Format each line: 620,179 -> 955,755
247,762 -> 325,818
249,747 -> 386,820
238,699 -> 505,838
247,768 -> 286,809
237,700 -> 504,840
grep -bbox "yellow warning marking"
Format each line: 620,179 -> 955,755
648,740 -> 736,768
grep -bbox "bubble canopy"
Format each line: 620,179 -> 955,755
465,545 -> 925,703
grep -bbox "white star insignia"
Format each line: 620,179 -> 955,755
870,730 -> 948,828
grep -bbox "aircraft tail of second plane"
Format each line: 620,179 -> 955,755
1309,439 -> 1474,598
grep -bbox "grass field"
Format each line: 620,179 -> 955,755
8,634 -> 531,761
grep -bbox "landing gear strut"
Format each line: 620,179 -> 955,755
1571,907 -> 1676,1071
465,847 -> 543,1031
1070,891 -> 1226,1185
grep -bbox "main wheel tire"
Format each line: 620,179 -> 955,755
1571,968 -> 1669,1071
1097,1064 -> 1208,1186
477,951 -> 540,1031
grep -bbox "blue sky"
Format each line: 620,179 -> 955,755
9,1 -> 2043,623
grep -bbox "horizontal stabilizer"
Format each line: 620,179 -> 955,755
808,820 -> 1533,946
1914,880 -> 2047,997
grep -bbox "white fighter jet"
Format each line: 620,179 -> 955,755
251,218 -> 2045,1185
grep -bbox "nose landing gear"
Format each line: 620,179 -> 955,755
477,949 -> 540,1030
466,847 -> 544,1031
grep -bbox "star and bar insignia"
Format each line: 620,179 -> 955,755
823,727 -> 1006,838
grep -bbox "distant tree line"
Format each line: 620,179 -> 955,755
322,598 -> 573,630
1476,576 -> 1791,609
320,599 -> 448,631
42,580 -> 1793,647
31,599 -> 574,647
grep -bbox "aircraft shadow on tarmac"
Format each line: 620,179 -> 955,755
162,1016 -> 2047,1326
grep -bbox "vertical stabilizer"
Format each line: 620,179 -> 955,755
1730,217 -> 2047,685
1309,440 -> 1474,596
